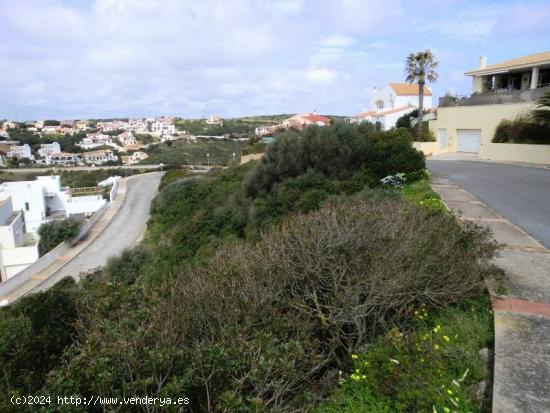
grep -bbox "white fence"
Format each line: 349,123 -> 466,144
109,179 -> 119,202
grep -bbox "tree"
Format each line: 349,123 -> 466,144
405,50 -> 438,141
532,91 -> 550,127
37,219 -> 80,254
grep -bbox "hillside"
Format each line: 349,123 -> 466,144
140,138 -> 242,165
0,123 -> 497,412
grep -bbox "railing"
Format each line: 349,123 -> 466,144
439,85 -> 550,107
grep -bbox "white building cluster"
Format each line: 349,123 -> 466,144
0,175 -> 106,282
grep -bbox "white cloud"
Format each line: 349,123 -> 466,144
319,34 -> 355,48
304,68 -> 338,83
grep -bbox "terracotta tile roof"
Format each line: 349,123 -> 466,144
352,105 -> 415,119
303,114 -> 332,123
389,83 -> 432,96
465,51 -> 550,75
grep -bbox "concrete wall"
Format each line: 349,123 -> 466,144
110,179 -> 119,202
413,142 -> 438,156
0,245 -> 40,280
429,102 -> 534,154
72,203 -> 108,245
479,143 -> 550,165
0,242 -> 64,289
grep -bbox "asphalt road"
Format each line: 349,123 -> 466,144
427,160 -> 550,248
37,172 -> 162,290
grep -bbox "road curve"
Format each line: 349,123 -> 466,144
36,172 -> 162,291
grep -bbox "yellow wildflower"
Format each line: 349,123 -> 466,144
443,335 -> 450,342
351,354 -> 358,359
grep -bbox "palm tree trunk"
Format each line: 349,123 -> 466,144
417,82 -> 424,141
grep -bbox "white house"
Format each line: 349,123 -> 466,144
77,133 -> 114,149
42,125 -> 60,134
38,142 -> 61,158
0,176 -> 106,233
0,196 -> 39,282
81,150 -> 118,165
7,144 -> 33,160
281,113 -> 332,129
121,151 -> 148,165
350,83 -> 433,130
117,131 -> 137,146
151,121 -> 176,137
45,152 -> 82,167
205,115 -> 223,125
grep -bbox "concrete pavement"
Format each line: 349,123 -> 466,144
1,172 -> 162,301
428,160 -> 550,248
429,170 -> 550,413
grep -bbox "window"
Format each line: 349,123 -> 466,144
375,99 -> 384,110
24,202 -> 30,211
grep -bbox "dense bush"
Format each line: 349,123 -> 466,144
37,218 -> 80,254
44,196 -> 497,411
103,245 -> 153,284
0,279 -> 78,406
245,123 -> 425,196
493,117 -> 550,144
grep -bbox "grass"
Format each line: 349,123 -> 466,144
140,139 -> 242,166
317,298 -> 494,413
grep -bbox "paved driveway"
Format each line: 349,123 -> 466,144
427,160 -> 550,248
36,172 -> 162,290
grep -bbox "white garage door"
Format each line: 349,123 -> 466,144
457,129 -> 481,153
438,128 -> 447,150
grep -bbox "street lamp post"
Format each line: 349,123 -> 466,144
206,153 -> 210,167
232,152 -> 236,162
160,162 -> 164,172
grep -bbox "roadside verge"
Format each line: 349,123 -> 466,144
430,176 -> 550,413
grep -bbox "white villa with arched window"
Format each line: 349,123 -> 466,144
350,83 -> 432,130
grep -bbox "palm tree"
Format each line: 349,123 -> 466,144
532,91 -> 550,127
405,50 -> 438,141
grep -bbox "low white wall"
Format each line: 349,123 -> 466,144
72,202 -> 109,245
66,196 -> 106,215
413,142 -> 438,156
110,180 -> 119,202
480,143 -> 550,165
0,242 -> 69,296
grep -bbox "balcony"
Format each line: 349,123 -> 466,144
439,85 -> 550,107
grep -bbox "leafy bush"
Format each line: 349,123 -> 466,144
493,117 -> 550,144
48,195 -> 498,411
37,218 -> 80,254
0,279 -> 78,406
103,245 -> 153,284
532,91 -> 550,127
245,123 -> 425,196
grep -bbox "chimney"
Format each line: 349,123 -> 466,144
479,56 -> 487,69
373,85 -> 378,95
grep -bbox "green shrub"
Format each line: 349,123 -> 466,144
245,123 -> 425,196
0,279 -> 78,406
37,218 -> 80,254
104,245 -> 153,284
493,117 -> 550,144
42,196 -> 497,411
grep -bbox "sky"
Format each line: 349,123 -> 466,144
0,0 -> 549,121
